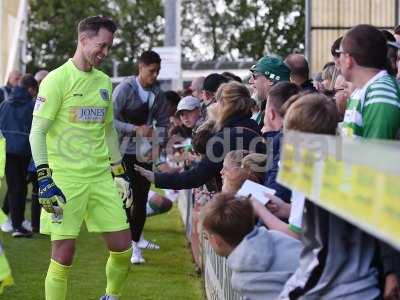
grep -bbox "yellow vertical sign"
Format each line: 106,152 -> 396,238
279,144 -> 316,196
377,173 -> 400,240
296,149 -> 315,196
279,143 -> 296,188
347,165 -> 377,222
320,155 -> 346,206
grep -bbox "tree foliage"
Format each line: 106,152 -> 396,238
110,0 -> 164,75
27,0 -> 164,75
181,0 -> 305,61
27,0 -> 304,75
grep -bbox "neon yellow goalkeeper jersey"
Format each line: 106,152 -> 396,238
33,59 -> 114,182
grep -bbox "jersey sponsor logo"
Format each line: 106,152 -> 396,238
99,89 -> 110,101
69,106 -> 106,123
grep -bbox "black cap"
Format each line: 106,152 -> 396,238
203,73 -> 229,93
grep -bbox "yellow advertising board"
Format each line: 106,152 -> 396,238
278,131 -> 400,250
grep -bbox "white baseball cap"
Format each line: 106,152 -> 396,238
176,96 -> 201,115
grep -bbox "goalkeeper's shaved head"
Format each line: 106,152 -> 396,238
78,16 -> 117,37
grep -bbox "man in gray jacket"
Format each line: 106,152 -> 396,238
113,50 -> 169,264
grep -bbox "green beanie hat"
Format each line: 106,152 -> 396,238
250,56 -> 291,82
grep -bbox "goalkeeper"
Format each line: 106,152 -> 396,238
29,16 -> 131,300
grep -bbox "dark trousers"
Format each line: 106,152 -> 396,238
2,171 -> 40,231
5,153 -> 30,229
30,173 -> 40,232
2,191 -> 26,218
2,192 -> 9,214
123,154 -> 152,242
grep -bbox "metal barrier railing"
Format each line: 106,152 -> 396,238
177,190 -> 243,300
177,189 -> 193,241
203,238 -> 244,300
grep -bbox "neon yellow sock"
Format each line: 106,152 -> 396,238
0,250 -> 13,295
45,259 -> 71,300
105,247 -> 132,297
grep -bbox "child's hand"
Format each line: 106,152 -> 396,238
134,164 -> 155,183
265,193 -> 291,219
156,163 -> 182,173
249,197 -> 268,218
384,273 -> 400,300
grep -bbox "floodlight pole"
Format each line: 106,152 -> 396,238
396,0 -> 400,26
164,0 -> 181,90
305,0 -> 312,72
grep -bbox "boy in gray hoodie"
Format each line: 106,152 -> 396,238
202,193 -> 301,300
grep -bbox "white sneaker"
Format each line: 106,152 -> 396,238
22,220 -> 32,231
138,238 -> 160,250
131,242 -> 145,264
0,219 -> 12,233
99,295 -> 118,300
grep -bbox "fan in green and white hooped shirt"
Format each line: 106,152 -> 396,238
341,70 -> 400,139
0,135 -> 14,294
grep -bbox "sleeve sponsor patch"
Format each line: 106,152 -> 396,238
34,100 -> 44,112
33,96 -> 47,112
37,96 -> 46,102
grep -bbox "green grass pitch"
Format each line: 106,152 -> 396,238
1,203 -> 204,300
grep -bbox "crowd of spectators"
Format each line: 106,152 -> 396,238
133,23 -> 400,300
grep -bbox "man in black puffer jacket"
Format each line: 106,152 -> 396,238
154,114 -> 266,190
135,82 -> 267,191
0,74 -> 37,237
135,112 -> 266,191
